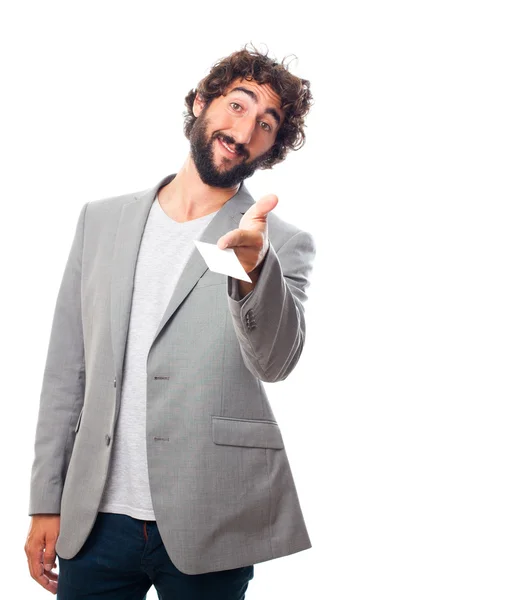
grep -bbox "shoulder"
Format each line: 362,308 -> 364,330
86,188 -> 142,213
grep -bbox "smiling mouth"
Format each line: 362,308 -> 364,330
217,136 -> 240,157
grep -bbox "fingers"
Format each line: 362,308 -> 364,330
25,523 -> 60,594
217,229 -> 264,250
26,544 -> 58,593
217,229 -> 242,250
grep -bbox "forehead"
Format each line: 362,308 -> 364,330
222,77 -> 284,117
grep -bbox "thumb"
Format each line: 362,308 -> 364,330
43,544 -> 57,571
44,560 -> 57,571
248,194 -> 278,219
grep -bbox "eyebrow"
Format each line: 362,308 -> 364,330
228,86 -> 281,127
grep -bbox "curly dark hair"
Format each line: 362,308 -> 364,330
183,43 -> 314,170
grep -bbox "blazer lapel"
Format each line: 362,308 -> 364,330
110,172 -> 255,383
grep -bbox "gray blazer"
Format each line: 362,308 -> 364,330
28,172 -> 316,575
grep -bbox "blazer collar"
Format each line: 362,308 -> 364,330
111,172 -> 255,382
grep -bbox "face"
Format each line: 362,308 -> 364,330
189,77 -> 285,188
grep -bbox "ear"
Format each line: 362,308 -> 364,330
193,92 -> 206,118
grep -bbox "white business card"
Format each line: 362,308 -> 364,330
194,240 -> 253,283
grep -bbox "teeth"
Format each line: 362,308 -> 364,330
220,137 -> 236,154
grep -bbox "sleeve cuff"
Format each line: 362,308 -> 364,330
226,241 -> 276,326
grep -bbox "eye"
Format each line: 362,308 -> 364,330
260,121 -> 271,132
230,102 -> 242,111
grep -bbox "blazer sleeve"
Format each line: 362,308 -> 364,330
226,230 -> 316,383
28,202 -> 89,515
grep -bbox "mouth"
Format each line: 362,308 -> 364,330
217,135 -> 241,158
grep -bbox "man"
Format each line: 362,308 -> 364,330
25,44 -> 316,599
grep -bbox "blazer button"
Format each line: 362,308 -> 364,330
245,311 -> 256,329
105,434 -> 111,446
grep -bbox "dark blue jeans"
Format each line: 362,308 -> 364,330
57,512 -> 254,599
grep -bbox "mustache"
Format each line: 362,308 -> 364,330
215,133 -> 247,158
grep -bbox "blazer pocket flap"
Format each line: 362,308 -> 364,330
212,416 -> 284,449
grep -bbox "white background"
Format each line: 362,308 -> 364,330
2,1 -> 525,598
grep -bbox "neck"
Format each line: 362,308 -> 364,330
158,155 -> 241,223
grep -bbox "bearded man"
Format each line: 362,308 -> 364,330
26,43 -> 316,600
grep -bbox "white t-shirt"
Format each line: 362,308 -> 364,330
99,194 -> 219,520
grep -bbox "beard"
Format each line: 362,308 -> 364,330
189,110 -> 273,189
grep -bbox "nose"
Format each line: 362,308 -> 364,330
229,115 -> 257,147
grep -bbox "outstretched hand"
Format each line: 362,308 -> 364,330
217,194 -> 278,275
